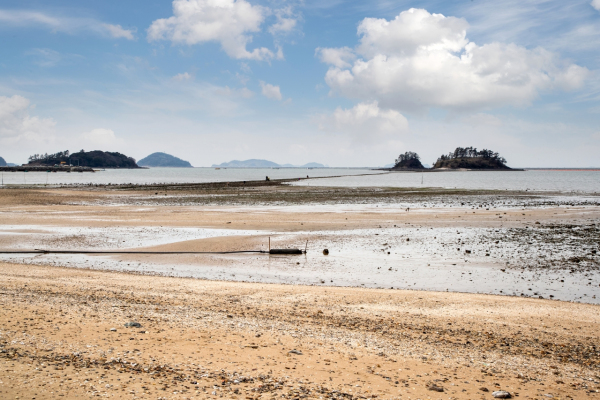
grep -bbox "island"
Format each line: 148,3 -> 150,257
138,152 -> 192,168
25,150 -> 139,169
391,151 -> 426,170
433,147 -> 514,170
0,157 -> 6,167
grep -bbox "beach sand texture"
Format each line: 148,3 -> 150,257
0,185 -> 599,399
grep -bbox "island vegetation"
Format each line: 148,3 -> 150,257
433,147 -> 510,169
392,151 -> 425,169
27,150 -> 139,169
138,152 -> 192,168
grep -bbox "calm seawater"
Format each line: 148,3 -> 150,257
298,170 -> 600,193
1,168 -> 599,193
0,167 -> 377,186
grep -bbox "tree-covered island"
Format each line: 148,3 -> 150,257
26,150 -> 140,169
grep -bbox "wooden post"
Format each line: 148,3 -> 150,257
269,237 -> 271,252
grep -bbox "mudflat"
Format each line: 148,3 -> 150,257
0,184 -> 599,399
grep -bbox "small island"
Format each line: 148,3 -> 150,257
0,156 -> 6,167
138,152 -> 192,168
391,151 -> 426,170
433,147 -> 513,170
26,150 -> 140,169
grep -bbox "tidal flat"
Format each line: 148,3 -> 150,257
0,183 -> 599,399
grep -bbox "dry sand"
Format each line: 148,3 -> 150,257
1,263 -> 599,400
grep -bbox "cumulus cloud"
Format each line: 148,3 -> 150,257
318,101 -> 408,142
319,8 -> 589,112
0,9 -> 136,39
593,0 -> 600,11
316,47 -> 356,68
0,95 -> 55,142
148,0 -> 274,60
260,81 -> 282,100
269,6 -> 298,35
81,128 -> 123,146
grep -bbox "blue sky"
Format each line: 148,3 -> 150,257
1,0 -> 599,167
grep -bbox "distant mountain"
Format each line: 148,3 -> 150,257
213,159 -> 280,168
212,159 -> 326,168
299,162 -> 325,168
138,152 -> 192,168
0,157 -> 6,167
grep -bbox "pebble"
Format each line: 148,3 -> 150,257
124,322 -> 141,328
493,390 -> 512,398
110,328 -> 116,332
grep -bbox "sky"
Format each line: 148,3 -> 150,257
1,0 -> 599,168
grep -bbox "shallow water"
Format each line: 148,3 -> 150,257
2,223 -> 598,304
0,167 -> 377,186
2,168 -> 600,194
294,170 -> 600,193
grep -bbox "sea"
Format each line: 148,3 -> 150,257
1,167 -> 599,193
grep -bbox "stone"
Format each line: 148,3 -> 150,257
124,322 -> 142,328
322,249 -> 329,255
110,328 -> 117,332
288,349 -> 303,355
492,391 -> 512,398
427,384 -> 444,392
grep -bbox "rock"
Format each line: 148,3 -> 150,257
124,322 -> 141,328
465,250 -> 471,254
323,249 -> 329,255
480,387 -> 489,392
492,391 -> 512,398
427,384 -> 444,392
289,349 -> 303,355
110,328 -> 117,332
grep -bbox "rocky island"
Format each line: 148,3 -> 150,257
138,152 -> 192,168
391,151 -> 426,170
433,147 -> 516,170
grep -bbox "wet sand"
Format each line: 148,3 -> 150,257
0,185 -> 599,399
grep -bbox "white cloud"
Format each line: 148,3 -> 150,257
148,0 -> 274,61
0,95 -> 55,142
592,0 -> 600,11
172,72 -> 193,81
317,101 -> 408,142
319,8 -> 589,112
0,9 -> 136,39
81,128 -> 123,146
461,113 -> 503,127
269,6 -> 298,35
316,47 -> 355,68
102,23 -> 136,40
260,81 -> 282,100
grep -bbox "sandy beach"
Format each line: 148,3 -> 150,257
1,184 -> 599,399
